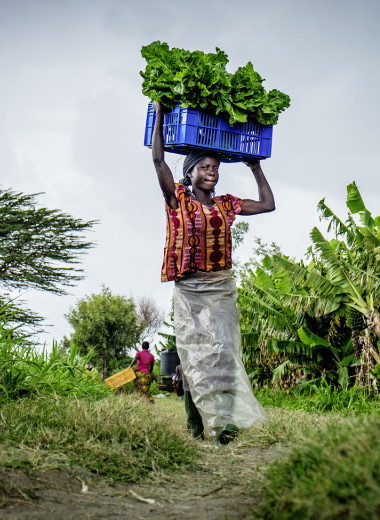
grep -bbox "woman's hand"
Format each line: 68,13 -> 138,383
243,158 -> 260,169
152,101 -> 171,114
152,101 -> 162,113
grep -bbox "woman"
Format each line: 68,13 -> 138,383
152,102 -> 275,442
129,341 -> 155,403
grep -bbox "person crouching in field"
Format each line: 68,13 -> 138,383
129,341 -> 155,403
152,102 -> 275,443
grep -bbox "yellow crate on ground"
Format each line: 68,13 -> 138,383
105,367 -> 136,389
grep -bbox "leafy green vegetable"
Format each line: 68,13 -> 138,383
140,41 -> 290,126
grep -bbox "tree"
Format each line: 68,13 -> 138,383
135,296 -> 164,345
0,188 -> 96,328
238,182 -> 380,390
231,221 -> 250,251
66,287 -> 147,378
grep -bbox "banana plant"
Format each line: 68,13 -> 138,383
318,183 -> 379,314
238,182 -> 379,389
314,183 -> 380,384
238,257 -> 349,387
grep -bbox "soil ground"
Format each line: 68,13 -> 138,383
0,441 -> 279,520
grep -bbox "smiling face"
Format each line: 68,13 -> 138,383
187,157 -> 220,191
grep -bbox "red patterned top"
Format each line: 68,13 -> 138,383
161,184 -> 243,282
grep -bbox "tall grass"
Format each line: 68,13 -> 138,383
255,382 -> 380,415
0,395 -> 197,481
0,335 -> 110,401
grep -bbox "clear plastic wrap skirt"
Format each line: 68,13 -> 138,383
173,270 -> 268,436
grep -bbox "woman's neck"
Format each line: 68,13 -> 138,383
191,187 -> 214,208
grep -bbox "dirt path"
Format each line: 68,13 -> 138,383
0,441 -> 279,520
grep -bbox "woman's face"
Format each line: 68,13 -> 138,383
188,157 -> 220,191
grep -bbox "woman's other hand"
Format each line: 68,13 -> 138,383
239,159 -> 275,215
243,158 -> 260,169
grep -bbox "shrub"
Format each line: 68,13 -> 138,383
255,414 -> 380,519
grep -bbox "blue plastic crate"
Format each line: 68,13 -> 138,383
144,103 -> 273,162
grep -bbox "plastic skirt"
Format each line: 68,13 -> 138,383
173,270 -> 267,436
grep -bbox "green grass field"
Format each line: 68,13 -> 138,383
1,337 -> 379,519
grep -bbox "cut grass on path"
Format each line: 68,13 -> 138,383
0,394 -> 196,482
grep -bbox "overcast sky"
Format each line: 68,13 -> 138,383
1,0 -> 379,346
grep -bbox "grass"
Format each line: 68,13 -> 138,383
0,394 -> 196,482
1,314 -> 379,518
0,389 -> 346,485
0,324 -> 194,484
253,413 -> 380,520
233,390 -> 380,519
1,388 -> 379,519
0,338 -> 110,401
238,407 -> 349,449
254,383 -> 380,415
241,388 -> 380,519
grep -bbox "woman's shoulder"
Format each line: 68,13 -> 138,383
175,183 -> 191,202
214,193 -> 240,200
214,193 -> 243,214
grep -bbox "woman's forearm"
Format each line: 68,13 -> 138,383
129,356 -> 137,369
152,107 -> 165,167
151,102 -> 178,209
240,161 -> 275,215
252,164 -> 275,210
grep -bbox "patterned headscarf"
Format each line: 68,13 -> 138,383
182,151 -> 221,186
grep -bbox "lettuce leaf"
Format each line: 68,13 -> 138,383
140,41 -> 290,125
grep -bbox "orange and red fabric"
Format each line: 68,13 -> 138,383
161,184 -> 242,282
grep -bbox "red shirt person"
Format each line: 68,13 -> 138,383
129,341 -> 155,402
136,348 -> 155,373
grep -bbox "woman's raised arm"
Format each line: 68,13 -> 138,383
152,102 -> 178,210
239,159 -> 276,216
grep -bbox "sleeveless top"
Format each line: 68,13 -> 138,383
161,184 -> 243,282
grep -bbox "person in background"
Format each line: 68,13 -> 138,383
151,101 -> 273,443
173,364 -> 184,398
129,341 -> 155,403
84,362 -> 99,378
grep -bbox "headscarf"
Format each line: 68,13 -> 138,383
182,150 -> 221,186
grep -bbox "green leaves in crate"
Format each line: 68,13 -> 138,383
140,41 -> 290,126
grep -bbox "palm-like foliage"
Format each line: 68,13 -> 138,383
314,183 -> 380,336
238,182 -> 379,389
